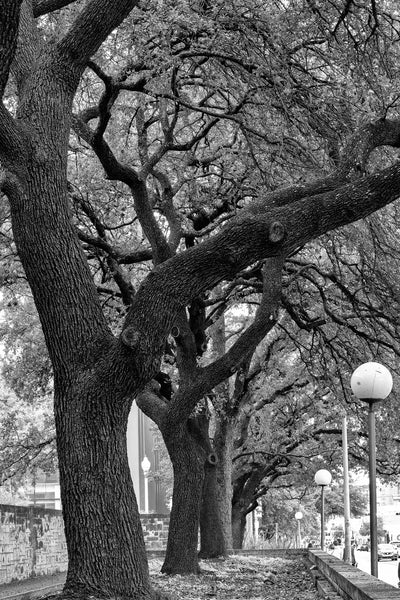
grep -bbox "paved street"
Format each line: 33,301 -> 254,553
355,550 -> 399,588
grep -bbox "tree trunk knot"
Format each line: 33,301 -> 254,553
207,452 -> 218,465
268,221 -> 285,243
171,325 -> 180,337
121,326 -> 140,348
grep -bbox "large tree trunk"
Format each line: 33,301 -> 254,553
214,416 -> 236,553
8,65 -> 157,596
231,469 -> 264,550
231,502 -> 247,549
196,408 -> 225,559
56,386 -> 153,598
199,415 -> 235,557
161,421 -> 206,574
198,314 -> 233,557
198,454 -> 225,558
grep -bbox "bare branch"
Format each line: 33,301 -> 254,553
72,115 -> 140,186
118,248 -> 153,264
106,256 -> 135,306
162,258 -> 283,426
199,257 -> 283,389
120,156 -> 400,391
152,169 -> 182,251
72,114 -> 171,263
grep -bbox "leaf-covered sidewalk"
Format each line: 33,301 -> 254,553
150,554 -> 321,600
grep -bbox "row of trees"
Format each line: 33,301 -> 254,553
259,480 -> 369,546
2,0 -> 400,598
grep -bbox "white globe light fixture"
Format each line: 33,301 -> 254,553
141,455 -> 151,475
314,469 -> 332,487
314,469 -> 332,551
350,362 -> 393,402
141,455 -> 151,514
294,511 -> 303,549
350,362 -> 393,577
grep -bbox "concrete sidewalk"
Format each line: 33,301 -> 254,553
0,573 -> 66,600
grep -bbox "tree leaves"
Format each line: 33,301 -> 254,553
149,555 -> 319,600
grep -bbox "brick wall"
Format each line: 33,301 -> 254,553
141,514 -> 170,550
0,504 -> 67,584
0,505 -> 169,584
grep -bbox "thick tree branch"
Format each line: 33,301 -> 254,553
136,382 -> 168,426
33,0 -> 76,17
199,257 -> 283,389
0,105 -> 25,161
120,158 -> 400,385
11,0 -> 42,94
57,0 -> 139,68
152,169 -> 182,251
0,0 -> 23,97
118,249 -> 153,264
174,310 -> 198,379
162,258 -> 283,427
269,118 -> 400,209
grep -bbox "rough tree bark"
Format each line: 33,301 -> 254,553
199,455 -> 225,558
231,468 -> 264,549
197,409 -> 225,559
2,1 -> 400,596
214,416 -> 237,552
1,2 -> 159,598
56,388 -> 151,597
231,501 -> 248,549
199,415 -> 235,557
200,312 -> 233,557
198,262 -> 282,558
139,260 -> 284,572
160,420 -> 206,574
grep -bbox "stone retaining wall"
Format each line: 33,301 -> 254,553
0,505 -> 169,584
308,548 -> 400,600
0,504 -> 67,584
141,514 -> 170,550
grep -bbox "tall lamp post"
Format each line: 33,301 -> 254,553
295,511 -> 303,548
314,469 -> 332,551
141,455 -> 151,514
351,362 -> 393,577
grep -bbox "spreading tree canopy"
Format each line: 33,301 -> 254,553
2,0 -> 400,597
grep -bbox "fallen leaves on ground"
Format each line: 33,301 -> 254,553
149,554 -> 320,600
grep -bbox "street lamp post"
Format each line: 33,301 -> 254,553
141,455 -> 151,514
314,469 -> 332,551
295,511 -> 303,548
351,362 -> 393,577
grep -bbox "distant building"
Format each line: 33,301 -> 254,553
377,482 -> 400,542
29,471 -> 61,510
28,404 -> 169,514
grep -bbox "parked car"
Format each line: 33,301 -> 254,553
359,543 -> 370,551
377,543 -> 397,561
391,541 -> 400,557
